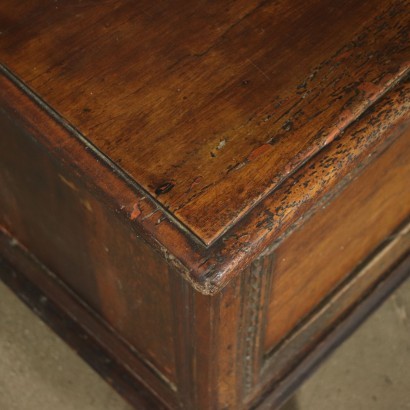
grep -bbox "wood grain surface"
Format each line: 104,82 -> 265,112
0,103 -> 178,388
264,125 -> 410,352
1,2 -> 410,408
1,69 -> 408,295
1,0 -> 408,244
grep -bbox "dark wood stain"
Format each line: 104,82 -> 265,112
1,1 -> 410,409
0,107 -> 178,384
1,0 -> 408,244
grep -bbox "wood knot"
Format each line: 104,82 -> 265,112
155,182 -> 175,196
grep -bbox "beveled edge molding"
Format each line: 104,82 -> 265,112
1,65 -> 408,296
0,64 -> 206,249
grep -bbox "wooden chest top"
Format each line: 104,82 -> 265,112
1,0 -> 409,293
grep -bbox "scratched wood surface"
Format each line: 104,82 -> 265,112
264,125 -> 410,352
1,2 -> 410,409
0,0 -> 409,245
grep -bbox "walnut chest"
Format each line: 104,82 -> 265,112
1,1 -> 409,408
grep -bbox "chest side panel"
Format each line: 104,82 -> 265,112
264,123 -> 410,354
0,97 -> 178,396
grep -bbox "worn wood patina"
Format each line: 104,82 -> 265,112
1,0 -> 409,408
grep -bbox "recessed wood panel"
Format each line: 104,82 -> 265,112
264,127 -> 410,352
0,110 -> 177,384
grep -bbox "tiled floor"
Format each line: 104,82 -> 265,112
1,278 -> 409,410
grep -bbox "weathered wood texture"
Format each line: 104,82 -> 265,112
1,0 -> 410,409
0,0 -> 408,244
2,69 -> 408,296
0,107 -> 177,385
0,238 -> 171,410
265,124 -> 410,352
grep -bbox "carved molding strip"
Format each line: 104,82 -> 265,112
241,255 -> 273,395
